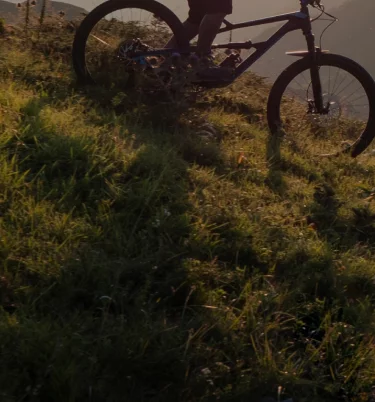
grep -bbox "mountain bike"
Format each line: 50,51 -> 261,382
72,0 -> 375,157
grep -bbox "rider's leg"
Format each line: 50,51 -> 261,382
196,13 -> 227,55
164,0 -> 233,81
194,12 -> 234,81
196,0 -> 232,54
165,12 -> 227,55
164,20 -> 199,49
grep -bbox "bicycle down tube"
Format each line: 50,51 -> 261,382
216,10 -> 313,78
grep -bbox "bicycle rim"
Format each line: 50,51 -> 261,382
273,58 -> 373,157
82,6 -> 182,90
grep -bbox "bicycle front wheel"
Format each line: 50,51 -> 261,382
267,54 -> 375,157
72,0 -> 189,87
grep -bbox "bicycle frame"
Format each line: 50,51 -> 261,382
139,6 -> 317,74
134,2 -> 324,111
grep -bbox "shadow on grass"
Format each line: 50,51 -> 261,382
265,130 -> 288,195
308,182 -> 375,250
0,94 -> 271,402
5,49 -> 374,401
277,181 -> 375,336
4,32 -> 375,402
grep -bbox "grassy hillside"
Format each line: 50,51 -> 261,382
252,0 -> 375,82
2,20 -> 375,402
0,0 -> 86,24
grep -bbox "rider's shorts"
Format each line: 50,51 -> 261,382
187,0 -> 233,25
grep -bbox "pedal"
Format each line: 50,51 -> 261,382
219,52 -> 242,68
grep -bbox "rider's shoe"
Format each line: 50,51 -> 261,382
194,54 -> 235,83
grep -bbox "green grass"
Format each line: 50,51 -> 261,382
1,24 -> 375,402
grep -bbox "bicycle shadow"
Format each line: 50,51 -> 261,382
3,94 -> 192,399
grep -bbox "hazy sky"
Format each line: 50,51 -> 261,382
6,0 -> 349,37
37,0 -> 348,16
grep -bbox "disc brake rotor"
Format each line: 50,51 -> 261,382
305,89 -> 342,128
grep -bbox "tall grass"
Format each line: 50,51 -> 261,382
1,17 -> 375,402
38,0 -> 48,34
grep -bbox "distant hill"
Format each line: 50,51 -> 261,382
251,0 -> 375,81
0,0 -> 87,23
0,0 -> 18,22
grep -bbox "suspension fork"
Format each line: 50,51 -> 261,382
303,21 -> 324,113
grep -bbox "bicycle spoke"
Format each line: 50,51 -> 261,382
292,77 -> 308,95
334,76 -> 356,98
330,67 -> 341,98
300,71 -> 311,87
341,90 -> 367,105
328,66 -> 331,98
331,72 -> 348,98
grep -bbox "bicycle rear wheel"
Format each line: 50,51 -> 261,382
72,0 -> 189,88
267,54 -> 375,157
